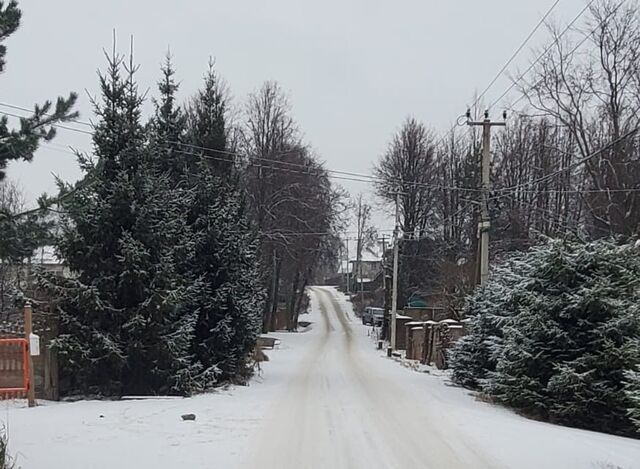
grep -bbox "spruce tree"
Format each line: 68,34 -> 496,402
627,367 -> 640,433
0,0 -> 77,180
486,241 -> 640,436
43,50 -> 199,396
145,58 -> 265,387
182,62 -> 265,384
186,60 -> 231,171
147,53 -> 189,176
453,239 -> 640,437
449,256 -> 531,388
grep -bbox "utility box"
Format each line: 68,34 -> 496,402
29,333 -> 40,356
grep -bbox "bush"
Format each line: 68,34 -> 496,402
450,239 -> 640,437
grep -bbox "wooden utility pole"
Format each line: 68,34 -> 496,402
467,110 -> 506,286
390,192 -> 401,351
24,302 -> 36,407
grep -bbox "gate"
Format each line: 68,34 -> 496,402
0,338 -> 29,399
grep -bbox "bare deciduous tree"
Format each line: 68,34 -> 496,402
243,82 -> 343,331
374,117 -> 438,237
520,0 -> 640,236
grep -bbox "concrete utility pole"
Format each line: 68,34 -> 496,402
378,235 -> 391,341
390,191 -> 401,351
467,110 -> 506,286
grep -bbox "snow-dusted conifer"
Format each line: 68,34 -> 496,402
42,49 -> 199,395
626,367 -> 640,433
183,62 -> 265,383
462,240 -> 640,437
449,256 -> 531,388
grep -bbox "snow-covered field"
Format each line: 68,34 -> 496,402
2,286 -> 640,468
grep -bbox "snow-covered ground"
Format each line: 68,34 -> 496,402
2,286 -> 640,468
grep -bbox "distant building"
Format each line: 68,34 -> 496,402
29,245 -> 69,277
348,248 -> 382,292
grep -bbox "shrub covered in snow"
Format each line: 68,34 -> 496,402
450,239 -> 640,437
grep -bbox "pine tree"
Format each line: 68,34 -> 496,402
0,0 -> 78,180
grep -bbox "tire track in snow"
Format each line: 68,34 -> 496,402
316,286 -> 505,469
248,286 -> 505,469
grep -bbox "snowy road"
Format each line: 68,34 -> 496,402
247,286 -> 640,469
250,286 -> 502,468
3,286 -> 640,469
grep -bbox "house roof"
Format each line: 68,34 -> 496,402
30,246 -> 63,265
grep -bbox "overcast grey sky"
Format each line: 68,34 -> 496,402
4,0 -> 587,228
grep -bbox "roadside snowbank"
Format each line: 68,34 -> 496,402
0,295 -> 323,469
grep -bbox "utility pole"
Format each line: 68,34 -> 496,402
379,235 -> 388,293
24,302 -> 36,407
378,235 -> 390,341
345,237 -> 351,293
390,191 -> 401,351
467,109 -> 506,286
339,243 -> 345,291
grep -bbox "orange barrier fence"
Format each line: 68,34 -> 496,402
0,338 -> 29,399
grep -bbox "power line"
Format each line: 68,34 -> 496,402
0,102 -> 94,127
0,108 -> 485,193
0,109 -> 94,136
429,1 -> 564,153
502,0 -> 628,113
37,123 -> 640,200
489,0 -> 599,110
472,0 -> 562,109
492,125 -> 640,197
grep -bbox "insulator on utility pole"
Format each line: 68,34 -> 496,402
467,112 -> 506,286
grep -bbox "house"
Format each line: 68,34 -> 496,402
29,245 -> 69,277
348,248 -> 382,293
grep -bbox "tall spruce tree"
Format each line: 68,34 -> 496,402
182,62 -> 265,383
145,58 -> 265,386
0,0 -> 77,180
43,50 -> 199,395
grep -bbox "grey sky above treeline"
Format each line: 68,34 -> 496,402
4,0 -> 587,227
